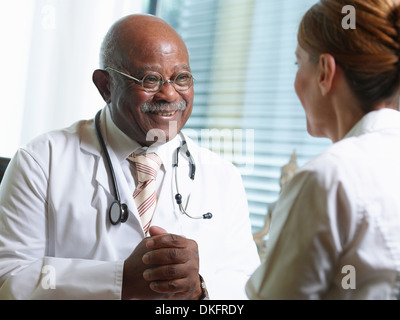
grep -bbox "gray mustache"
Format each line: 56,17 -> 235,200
140,101 -> 187,113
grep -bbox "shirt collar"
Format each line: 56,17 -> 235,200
104,106 -> 183,170
104,106 -> 140,162
344,108 -> 400,139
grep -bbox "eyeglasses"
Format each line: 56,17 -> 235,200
105,67 -> 194,93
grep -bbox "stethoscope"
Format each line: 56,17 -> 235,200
94,110 -> 212,225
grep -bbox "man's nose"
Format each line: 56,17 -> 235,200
155,81 -> 180,101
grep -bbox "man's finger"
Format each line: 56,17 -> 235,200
143,264 -> 187,281
149,278 -> 190,294
142,247 -> 190,265
146,233 -> 188,249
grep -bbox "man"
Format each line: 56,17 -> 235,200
0,14 -> 260,299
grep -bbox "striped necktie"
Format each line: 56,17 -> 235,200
127,153 -> 162,234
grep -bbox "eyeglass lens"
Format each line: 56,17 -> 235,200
142,71 -> 193,92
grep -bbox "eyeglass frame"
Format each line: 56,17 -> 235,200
105,67 -> 194,93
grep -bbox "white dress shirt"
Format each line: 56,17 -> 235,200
0,106 -> 260,299
246,108 -> 400,300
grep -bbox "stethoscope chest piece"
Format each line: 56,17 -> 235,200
109,201 -> 128,225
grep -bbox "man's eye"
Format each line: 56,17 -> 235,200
177,75 -> 189,81
144,75 -> 160,83
175,74 -> 192,85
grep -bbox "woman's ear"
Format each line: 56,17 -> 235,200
93,69 -> 112,104
318,53 -> 336,96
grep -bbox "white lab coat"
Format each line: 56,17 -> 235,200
246,108 -> 400,300
0,107 -> 260,300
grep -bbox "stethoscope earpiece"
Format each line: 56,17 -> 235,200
175,193 -> 183,204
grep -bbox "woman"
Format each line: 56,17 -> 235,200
246,0 -> 400,299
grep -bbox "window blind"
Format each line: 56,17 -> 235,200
159,0 -> 331,232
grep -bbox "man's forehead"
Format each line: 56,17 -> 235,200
122,41 -> 190,75
117,15 -> 181,46
120,29 -> 188,58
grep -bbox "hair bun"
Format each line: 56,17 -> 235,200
298,0 -> 400,112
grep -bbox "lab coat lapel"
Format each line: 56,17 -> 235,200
79,116 -> 144,233
79,117 -> 114,200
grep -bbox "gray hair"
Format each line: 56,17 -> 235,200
100,14 -> 136,72
99,21 -> 126,89
99,27 -> 121,69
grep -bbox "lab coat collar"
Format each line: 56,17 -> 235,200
145,134 -> 182,173
78,109 -> 117,204
103,105 -> 183,172
344,108 -> 400,139
103,106 -> 141,163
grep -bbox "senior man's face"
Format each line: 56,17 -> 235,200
106,22 -> 193,146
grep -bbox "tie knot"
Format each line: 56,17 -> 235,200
128,153 -> 162,182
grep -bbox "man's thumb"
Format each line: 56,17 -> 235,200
148,226 -> 168,236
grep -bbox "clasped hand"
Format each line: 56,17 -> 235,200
122,226 -> 202,300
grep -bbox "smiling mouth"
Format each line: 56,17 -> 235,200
151,110 -> 177,117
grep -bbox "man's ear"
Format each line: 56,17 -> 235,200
93,69 -> 112,104
318,53 -> 336,96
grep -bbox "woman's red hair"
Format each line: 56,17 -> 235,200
298,0 -> 400,112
